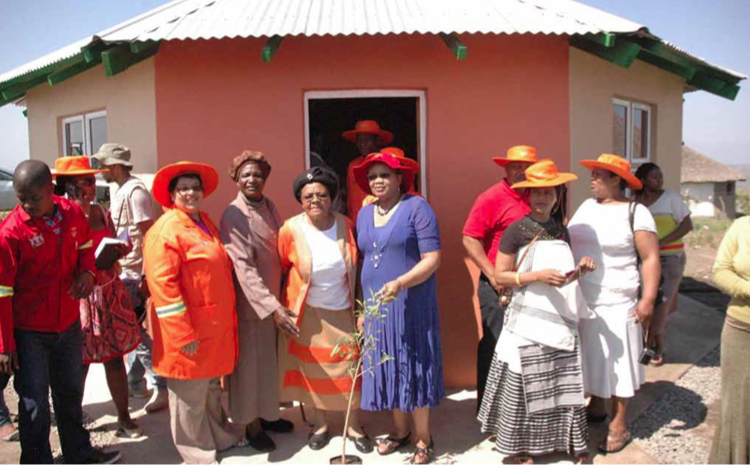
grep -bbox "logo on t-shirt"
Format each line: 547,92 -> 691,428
29,234 -> 45,248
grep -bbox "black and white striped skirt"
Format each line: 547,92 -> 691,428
477,333 -> 588,456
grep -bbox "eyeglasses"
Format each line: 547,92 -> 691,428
175,185 -> 204,195
367,172 -> 392,182
302,192 -> 330,202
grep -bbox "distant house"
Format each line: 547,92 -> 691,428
681,145 -> 746,218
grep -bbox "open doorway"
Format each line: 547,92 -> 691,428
304,90 -> 427,209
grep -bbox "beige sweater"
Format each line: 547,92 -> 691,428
712,217 -> 750,325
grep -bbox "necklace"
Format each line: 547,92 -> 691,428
376,196 -> 402,216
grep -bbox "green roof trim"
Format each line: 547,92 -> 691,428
571,33 -> 742,100
0,40 -> 160,108
440,33 -> 468,60
262,35 -> 284,63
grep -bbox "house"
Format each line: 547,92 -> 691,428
681,145 -> 746,219
0,0 -> 744,387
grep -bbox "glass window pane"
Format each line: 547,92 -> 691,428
613,103 -> 628,157
89,116 -> 107,155
65,121 -> 84,156
632,108 -> 649,160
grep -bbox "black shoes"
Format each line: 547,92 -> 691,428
247,430 -> 276,452
346,432 -> 374,454
260,418 -> 294,433
308,429 -> 330,450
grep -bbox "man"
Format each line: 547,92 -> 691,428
462,145 -> 536,408
0,160 -> 120,464
342,120 -> 394,221
93,144 -> 167,413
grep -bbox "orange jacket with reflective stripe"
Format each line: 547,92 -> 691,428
143,208 -> 238,380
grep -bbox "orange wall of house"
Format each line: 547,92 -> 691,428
154,34 -> 570,388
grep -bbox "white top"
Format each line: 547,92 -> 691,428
111,176 -> 156,280
302,221 -> 351,311
568,199 -> 657,307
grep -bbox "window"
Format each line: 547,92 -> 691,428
62,110 -> 107,156
304,90 -> 427,197
612,98 -> 651,164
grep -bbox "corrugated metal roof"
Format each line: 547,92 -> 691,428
0,0 -> 745,85
1,0 -> 646,83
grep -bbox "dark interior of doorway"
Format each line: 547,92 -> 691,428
308,97 -> 420,194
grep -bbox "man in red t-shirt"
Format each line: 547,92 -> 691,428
462,146 -> 536,408
0,160 -> 120,464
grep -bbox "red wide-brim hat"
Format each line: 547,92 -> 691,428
352,152 -> 415,195
152,161 -> 219,208
342,120 -> 394,145
580,153 -> 642,190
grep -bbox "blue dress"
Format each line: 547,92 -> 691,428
357,195 -> 445,412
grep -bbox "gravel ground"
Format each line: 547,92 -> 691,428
631,346 -> 721,464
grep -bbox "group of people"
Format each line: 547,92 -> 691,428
0,117 -> 746,465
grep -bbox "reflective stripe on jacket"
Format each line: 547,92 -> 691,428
143,208 -> 238,380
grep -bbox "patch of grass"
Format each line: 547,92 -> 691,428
0,211 -> 9,222
685,217 -> 732,249
737,188 -> 750,216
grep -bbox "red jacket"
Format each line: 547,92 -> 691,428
0,196 -> 95,353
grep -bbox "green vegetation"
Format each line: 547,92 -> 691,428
685,217 -> 733,249
737,188 -> 750,216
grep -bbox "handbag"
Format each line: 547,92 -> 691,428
498,230 -> 544,308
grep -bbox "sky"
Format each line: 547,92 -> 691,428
0,0 -> 748,171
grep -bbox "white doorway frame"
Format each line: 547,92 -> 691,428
304,90 -> 428,198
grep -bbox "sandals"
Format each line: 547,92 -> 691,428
410,437 -> 435,464
574,453 -> 592,464
502,454 -> 533,464
377,431 -> 411,455
650,352 -> 665,367
598,429 -> 632,454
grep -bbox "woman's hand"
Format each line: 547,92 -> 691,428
376,279 -> 403,303
273,307 -> 300,338
577,256 -> 596,275
635,300 -> 654,325
180,340 -> 199,356
533,269 -> 567,287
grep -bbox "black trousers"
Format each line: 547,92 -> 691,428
476,274 -> 505,409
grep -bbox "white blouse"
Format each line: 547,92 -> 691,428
568,199 -> 656,307
301,221 -> 351,311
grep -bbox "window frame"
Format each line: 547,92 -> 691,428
61,110 -> 107,157
612,97 -> 652,166
303,89 -> 428,198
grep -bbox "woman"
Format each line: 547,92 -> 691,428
219,151 -> 294,452
709,216 -> 750,464
354,152 -> 443,465
143,162 -> 241,464
52,156 -> 142,438
568,154 -> 661,454
478,160 -> 595,464
277,167 -> 371,453
634,162 -> 692,365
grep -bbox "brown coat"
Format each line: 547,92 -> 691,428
220,193 -> 283,423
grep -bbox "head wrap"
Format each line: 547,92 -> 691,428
292,166 -> 339,203
228,150 -> 271,181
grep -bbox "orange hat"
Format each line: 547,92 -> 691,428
492,145 -> 538,168
380,146 -> 420,172
52,156 -> 107,178
152,161 -> 219,208
511,159 -> 578,189
580,153 -> 642,190
342,120 -> 394,145
352,152 -> 415,195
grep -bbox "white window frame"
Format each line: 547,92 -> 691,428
304,90 -> 428,198
61,110 -> 107,156
612,98 -> 652,165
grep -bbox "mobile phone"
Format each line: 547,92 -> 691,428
65,182 -> 81,199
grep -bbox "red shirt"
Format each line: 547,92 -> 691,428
462,180 -> 531,265
0,196 -> 95,352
